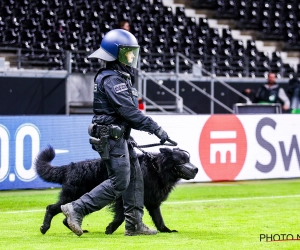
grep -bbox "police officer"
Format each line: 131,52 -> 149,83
61,29 -> 169,236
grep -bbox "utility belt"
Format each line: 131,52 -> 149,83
88,123 -> 126,160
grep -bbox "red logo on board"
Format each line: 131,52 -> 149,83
199,115 -> 247,181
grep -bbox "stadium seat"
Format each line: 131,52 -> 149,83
0,0 -> 292,75
191,0 -> 218,9
216,0 -> 239,19
2,29 -> 19,46
153,0 -> 164,5
282,63 -> 295,77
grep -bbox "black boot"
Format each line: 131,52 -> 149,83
124,223 -> 158,236
61,203 -> 83,236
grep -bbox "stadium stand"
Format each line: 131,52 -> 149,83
1,0 -> 300,115
0,0 -> 299,78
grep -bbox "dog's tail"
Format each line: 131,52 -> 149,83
34,146 -> 66,184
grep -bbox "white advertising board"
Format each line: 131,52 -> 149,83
131,115 -> 300,182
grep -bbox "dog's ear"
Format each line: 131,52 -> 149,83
159,148 -> 172,154
172,148 -> 190,158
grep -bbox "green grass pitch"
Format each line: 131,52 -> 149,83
0,179 -> 300,250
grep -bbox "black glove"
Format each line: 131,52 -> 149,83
154,127 -> 169,145
128,137 -> 137,148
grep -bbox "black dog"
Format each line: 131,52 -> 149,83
35,146 -> 198,234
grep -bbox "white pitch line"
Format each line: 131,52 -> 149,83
1,209 -> 45,214
164,194 -> 300,205
1,194 -> 300,214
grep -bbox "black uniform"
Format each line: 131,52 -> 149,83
92,69 -> 159,132
71,63 -> 161,231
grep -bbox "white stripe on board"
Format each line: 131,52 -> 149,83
210,131 -> 236,139
1,194 -> 300,214
54,149 -> 69,154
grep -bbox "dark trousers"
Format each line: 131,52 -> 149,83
72,137 -> 144,230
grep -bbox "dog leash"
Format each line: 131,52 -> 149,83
130,139 -> 177,173
137,138 -> 178,149
131,137 -> 177,158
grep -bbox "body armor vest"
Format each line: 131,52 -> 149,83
93,69 -> 138,115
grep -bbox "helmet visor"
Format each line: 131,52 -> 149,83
118,45 -> 139,68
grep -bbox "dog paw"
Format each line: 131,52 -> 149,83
159,226 -> 178,233
105,224 -> 116,234
40,225 -> 49,234
105,229 -> 113,234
